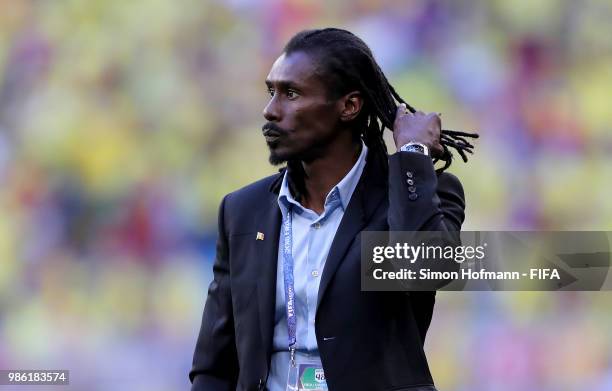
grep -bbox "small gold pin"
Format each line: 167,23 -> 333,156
256,232 -> 265,241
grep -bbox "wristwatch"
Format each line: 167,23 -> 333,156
399,142 -> 430,156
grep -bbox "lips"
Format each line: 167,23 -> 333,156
262,128 -> 282,143
264,134 -> 280,143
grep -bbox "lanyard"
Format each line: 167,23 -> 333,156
281,192 -> 342,368
282,204 -> 297,367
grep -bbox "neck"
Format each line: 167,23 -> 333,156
300,138 -> 362,214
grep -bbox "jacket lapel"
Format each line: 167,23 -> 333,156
317,153 -> 387,308
257,174 -> 283,364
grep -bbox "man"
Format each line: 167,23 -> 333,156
190,28 -> 475,391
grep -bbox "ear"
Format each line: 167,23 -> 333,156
339,91 -> 363,122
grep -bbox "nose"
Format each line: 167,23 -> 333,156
263,96 -> 281,122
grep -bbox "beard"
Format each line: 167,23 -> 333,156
268,149 -> 287,166
267,143 -> 318,166
262,122 -> 330,166
263,122 -> 293,165
267,142 -> 303,165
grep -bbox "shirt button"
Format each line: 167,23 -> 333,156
406,171 -> 413,178
408,193 -> 418,201
311,270 -> 319,277
313,223 -> 321,229
408,186 -> 416,193
406,179 -> 414,185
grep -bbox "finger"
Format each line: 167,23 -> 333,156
431,113 -> 442,127
397,103 -> 411,116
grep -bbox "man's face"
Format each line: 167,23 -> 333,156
263,51 -> 343,165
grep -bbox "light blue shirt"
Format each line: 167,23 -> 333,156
266,141 -> 368,390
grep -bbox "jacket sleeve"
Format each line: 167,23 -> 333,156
189,195 -> 239,391
387,152 -> 466,343
388,152 -> 465,232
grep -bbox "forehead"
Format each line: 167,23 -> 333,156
265,51 -> 325,89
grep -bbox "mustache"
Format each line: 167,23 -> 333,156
262,123 -> 289,137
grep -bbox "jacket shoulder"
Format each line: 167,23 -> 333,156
223,171 -> 283,210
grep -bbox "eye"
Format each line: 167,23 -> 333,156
267,87 -> 275,97
287,90 -> 298,100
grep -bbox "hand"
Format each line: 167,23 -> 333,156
393,104 -> 443,158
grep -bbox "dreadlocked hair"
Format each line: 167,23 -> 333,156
283,27 -> 478,181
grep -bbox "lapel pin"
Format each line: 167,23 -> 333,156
256,232 -> 265,241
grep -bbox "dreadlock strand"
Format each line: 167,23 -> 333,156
442,129 -> 480,138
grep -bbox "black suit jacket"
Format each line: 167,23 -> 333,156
190,152 -> 465,391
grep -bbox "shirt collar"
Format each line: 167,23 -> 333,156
277,140 -> 368,213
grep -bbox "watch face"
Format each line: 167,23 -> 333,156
402,144 -> 422,152
401,143 -> 428,155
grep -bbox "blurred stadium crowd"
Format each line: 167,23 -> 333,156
1,0 -> 611,390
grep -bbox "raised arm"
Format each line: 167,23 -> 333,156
388,152 -> 465,232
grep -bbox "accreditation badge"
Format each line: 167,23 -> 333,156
286,361 -> 328,391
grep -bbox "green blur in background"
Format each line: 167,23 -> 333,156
1,0 -> 612,390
